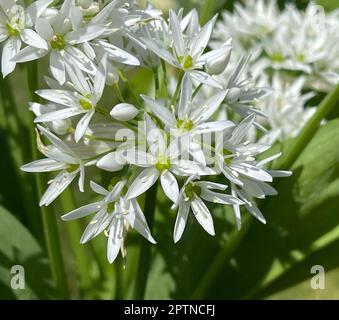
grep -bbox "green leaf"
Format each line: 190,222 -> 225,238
0,205 -> 54,299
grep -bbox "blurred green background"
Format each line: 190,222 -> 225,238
1,0 -> 339,300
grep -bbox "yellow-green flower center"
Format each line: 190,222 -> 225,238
50,34 -> 66,50
66,163 -> 79,173
223,148 -> 233,164
178,55 -> 193,69
270,53 -> 285,63
185,182 -> 201,200
155,156 -> 171,171
177,119 -> 194,131
6,23 -> 19,37
80,94 -> 93,110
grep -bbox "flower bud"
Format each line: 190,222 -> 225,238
206,44 -> 232,75
225,87 -> 242,104
110,103 -> 139,121
97,152 -> 126,172
51,119 -> 72,135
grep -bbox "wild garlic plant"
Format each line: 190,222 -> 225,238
1,0 -> 293,265
212,0 -> 339,144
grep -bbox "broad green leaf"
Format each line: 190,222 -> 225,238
0,205 -> 54,299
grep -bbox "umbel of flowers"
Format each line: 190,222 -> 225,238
1,0 -> 292,264
212,0 -> 339,144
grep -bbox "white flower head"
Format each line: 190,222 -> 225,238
62,180 -> 156,263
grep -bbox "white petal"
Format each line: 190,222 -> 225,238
229,114 -> 256,145
74,111 -> 94,142
178,73 -> 192,119
160,170 -> 179,203
34,107 -> 82,123
50,51 -> 66,85
21,158 -> 66,172
97,152 -> 125,172
191,89 -> 228,123
141,95 -> 175,128
169,9 -> 185,56
39,170 -> 77,206
231,163 -> 273,182
90,181 -> 109,196
194,120 -> 235,134
125,167 -> 160,200
131,199 -> 157,244
144,113 -> 167,156
21,29 -> 48,50
200,189 -> 243,205
107,220 -> 123,263
190,15 -> 216,58
66,25 -> 106,44
99,41 -> 140,66
2,37 -> 21,77
26,0 -> 54,25
191,197 -> 215,236
173,200 -> 190,243
12,46 -> 47,63
190,70 -> 223,89
61,201 -> 101,221
93,53 -> 107,102
35,18 -> 53,40
36,89 -> 78,107
37,124 -> 76,156
122,149 -> 155,167
80,209 -> 109,243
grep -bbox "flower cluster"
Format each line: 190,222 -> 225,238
2,1 -> 292,263
212,0 -> 339,143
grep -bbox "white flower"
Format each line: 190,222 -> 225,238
257,73 -> 316,144
142,9 -> 230,88
21,125 -> 95,206
110,103 -> 138,121
173,176 -> 243,243
214,114 -> 291,228
13,0 -> 107,84
123,113 -> 213,202
143,73 -> 234,165
34,56 -> 107,142
62,180 -> 156,263
0,0 -> 53,77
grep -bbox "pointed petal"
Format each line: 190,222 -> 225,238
160,170 -> 179,203
191,197 -> 215,235
125,167 -> 160,200
61,202 -> 101,220
173,200 -> 190,243
21,158 -> 66,172
2,37 -> 21,77
75,111 -> 94,142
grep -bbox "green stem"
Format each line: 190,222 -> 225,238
192,83 -> 203,99
161,60 -> 168,105
27,62 -> 70,299
133,181 -> 158,300
153,68 -> 160,100
170,71 -> 184,107
118,70 -> 143,109
60,188 -> 92,295
115,258 -> 123,300
276,84 -> 339,170
113,83 -> 125,103
38,176 -> 70,299
190,84 -> 339,299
